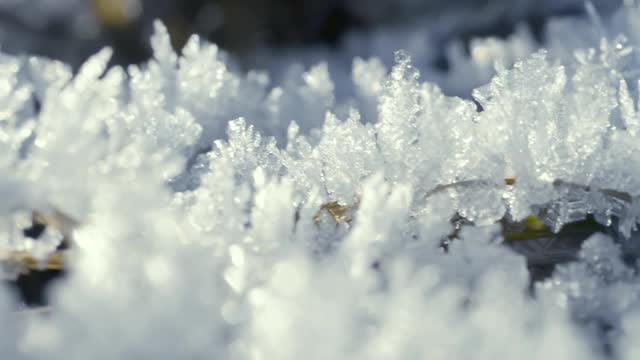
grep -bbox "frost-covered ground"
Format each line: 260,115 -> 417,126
3,1 -> 640,359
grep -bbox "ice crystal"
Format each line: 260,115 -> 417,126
2,2 -> 640,360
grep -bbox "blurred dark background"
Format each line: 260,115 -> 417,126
0,0 -> 622,69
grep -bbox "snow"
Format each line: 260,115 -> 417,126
1,1 -> 640,359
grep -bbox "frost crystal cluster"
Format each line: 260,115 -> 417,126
3,2 -> 640,359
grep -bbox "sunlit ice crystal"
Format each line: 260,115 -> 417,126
2,1 -> 640,359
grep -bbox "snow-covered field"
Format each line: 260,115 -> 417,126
2,1 -> 640,359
